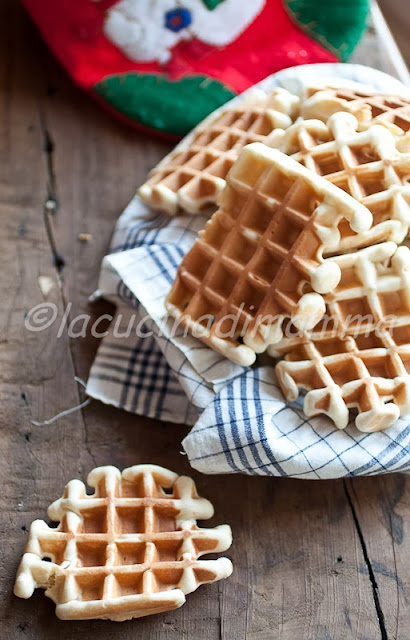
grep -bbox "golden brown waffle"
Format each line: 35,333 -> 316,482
277,112 -> 410,253
302,86 -> 410,134
166,143 -> 372,366
269,243 -> 410,432
138,88 -> 300,215
14,465 -> 233,621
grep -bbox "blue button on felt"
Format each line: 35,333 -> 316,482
165,8 -> 192,32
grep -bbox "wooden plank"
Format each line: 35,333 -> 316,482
0,1 -> 407,638
378,0 -> 410,69
346,475 -> 410,640
0,3 -> 96,639
371,2 -> 409,86
350,6 -> 408,83
34,33 -> 172,382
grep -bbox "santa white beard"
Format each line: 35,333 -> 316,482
102,0 -> 266,65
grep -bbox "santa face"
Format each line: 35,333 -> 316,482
102,0 -> 266,64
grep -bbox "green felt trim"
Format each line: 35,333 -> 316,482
285,0 -> 369,61
203,0 -> 226,9
95,73 -> 236,136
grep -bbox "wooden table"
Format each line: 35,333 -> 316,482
1,2 -> 409,639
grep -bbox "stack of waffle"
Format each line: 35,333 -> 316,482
139,85 -> 410,433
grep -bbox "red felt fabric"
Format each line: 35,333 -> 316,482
21,0 -> 337,95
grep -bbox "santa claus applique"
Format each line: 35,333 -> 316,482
21,0 -> 369,136
102,0 -> 267,64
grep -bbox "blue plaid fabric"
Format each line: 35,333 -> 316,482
87,64 -> 410,479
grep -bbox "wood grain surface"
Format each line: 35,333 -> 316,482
378,0 -> 410,67
0,2 -> 409,639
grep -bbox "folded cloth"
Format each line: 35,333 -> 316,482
87,63 -> 410,479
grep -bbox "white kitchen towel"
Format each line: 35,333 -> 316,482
87,63 -> 410,479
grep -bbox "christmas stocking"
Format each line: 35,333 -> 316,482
22,0 -> 369,137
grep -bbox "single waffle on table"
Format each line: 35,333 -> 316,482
166,143 -> 372,366
138,88 -> 300,215
302,85 -> 410,134
14,465 -> 233,621
269,243 -> 410,432
276,111 -> 410,253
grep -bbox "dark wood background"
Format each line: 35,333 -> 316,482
1,1 -> 410,639
379,0 -> 410,68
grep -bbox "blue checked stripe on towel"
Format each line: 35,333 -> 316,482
87,64 -> 410,479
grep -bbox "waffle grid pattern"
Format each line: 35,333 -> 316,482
278,112 -> 410,252
166,143 -> 372,366
14,465 -> 233,621
271,244 -> 410,432
302,87 -> 410,134
275,331 -> 410,433
139,89 -> 300,215
271,243 -> 410,351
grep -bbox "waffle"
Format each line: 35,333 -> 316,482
14,465 -> 233,621
277,112 -> 410,252
138,88 -> 300,215
166,143 -> 372,366
270,243 -> 410,432
302,86 -> 410,135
